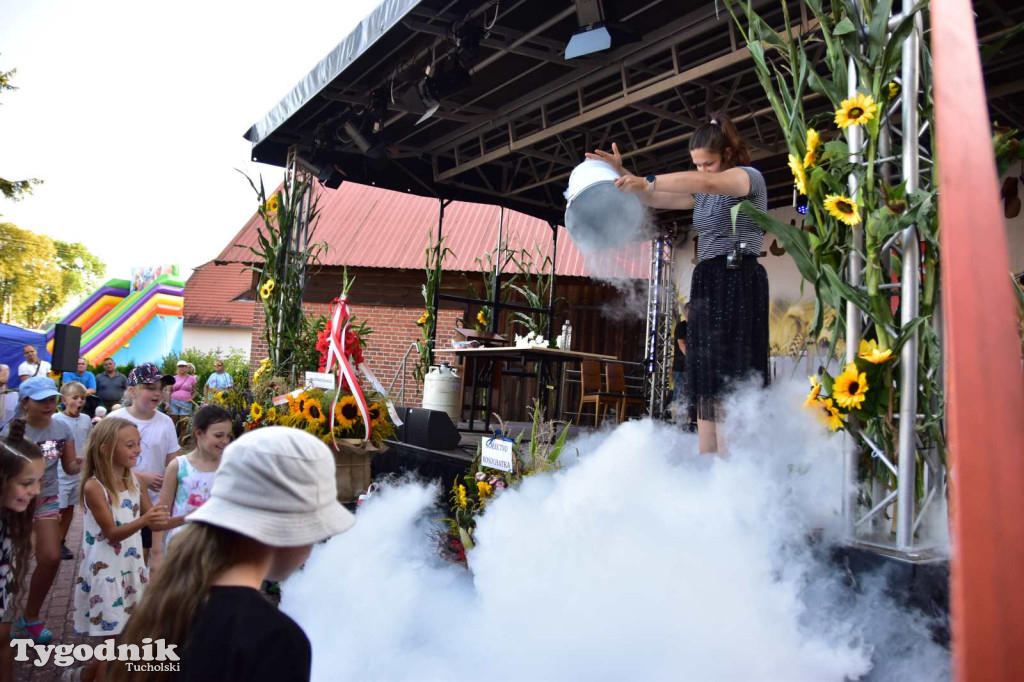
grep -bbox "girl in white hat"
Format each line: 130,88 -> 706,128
107,427 -> 355,682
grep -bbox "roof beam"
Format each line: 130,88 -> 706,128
424,0 -> 772,154
435,20 -> 816,182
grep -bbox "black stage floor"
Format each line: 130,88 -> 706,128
374,420 -> 589,484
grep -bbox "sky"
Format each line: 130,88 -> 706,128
0,0 -> 381,281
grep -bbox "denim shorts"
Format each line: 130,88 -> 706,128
169,399 -> 193,416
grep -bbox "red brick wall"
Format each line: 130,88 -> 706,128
248,300 -> 461,408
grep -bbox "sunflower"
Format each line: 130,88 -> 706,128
804,375 -> 822,407
803,128 -> 820,169
834,92 -> 877,129
265,194 -> 280,215
788,154 -> 808,196
858,339 -> 893,364
260,279 -> 276,300
824,194 -> 860,225
253,357 -> 272,384
335,395 -> 360,429
816,398 -> 844,432
369,401 -> 387,426
833,363 -> 868,410
476,310 -> 488,326
266,406 -> 278,423
287,394 -> 306,416
303,398 -> 327,425
249,402 -> 264,422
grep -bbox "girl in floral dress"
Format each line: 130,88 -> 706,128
158,405 -> 232,547
73,417 -> 169,638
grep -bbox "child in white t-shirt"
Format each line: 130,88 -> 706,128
117,364 -> 179,572
54,381 -> 91,562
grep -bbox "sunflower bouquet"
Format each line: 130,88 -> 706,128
244,388 -> 395,446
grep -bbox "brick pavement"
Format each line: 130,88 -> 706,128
14,507 -> 88,682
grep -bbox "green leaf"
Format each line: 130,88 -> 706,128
732,201 -> 818,283
820,264 -> 874,322
833,17 -> 856,36
866,0 -> 895,63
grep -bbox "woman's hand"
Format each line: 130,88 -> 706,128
614,173 -> 648,194
585,142 -> 626,176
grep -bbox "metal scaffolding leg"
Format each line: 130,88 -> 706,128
843,52 -> 864,538
644,234 -> 675,419
895,13 -> 923,551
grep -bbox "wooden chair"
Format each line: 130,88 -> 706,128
605,362 -> 645,422
459,356 -> 503,428
577,360 -> 619,425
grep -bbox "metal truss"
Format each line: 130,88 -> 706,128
644,232 -> 675,419
843,12 -> 944,558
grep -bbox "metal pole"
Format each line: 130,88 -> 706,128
842,55 -> 864,538
429,198 -> 446,366
547,221 -> 559,342
895,14 -> 922,550
490,207 -> 504,334
644,236 -> 662,417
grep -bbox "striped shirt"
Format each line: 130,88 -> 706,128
692,166 -> 768,262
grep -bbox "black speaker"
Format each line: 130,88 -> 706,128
51,324 -> 82,373
396,406 -> 461,450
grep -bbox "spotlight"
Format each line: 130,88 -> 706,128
342,121 -> 387,162
453,21 -> 485,69
300,155 -> 345,190
564,0 -> 639,60
414,75 -> 441,125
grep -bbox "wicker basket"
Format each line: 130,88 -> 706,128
332,439 -> 382,503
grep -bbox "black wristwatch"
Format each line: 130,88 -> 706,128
645,174 -> 657,191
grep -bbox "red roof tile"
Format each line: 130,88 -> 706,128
217,183 -> 649,279
183,262 -> 255,328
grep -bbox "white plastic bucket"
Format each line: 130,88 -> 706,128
422,363 -> 461,426
564,159 -> 648,251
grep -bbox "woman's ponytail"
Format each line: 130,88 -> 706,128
689,111 -> 751,167
5,418 -> 27,444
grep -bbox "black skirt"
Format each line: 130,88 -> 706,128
687,255 -> 769,421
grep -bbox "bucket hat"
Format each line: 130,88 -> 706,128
187,426 -> 355,546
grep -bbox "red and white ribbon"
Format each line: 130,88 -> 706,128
326,295 -> 371,447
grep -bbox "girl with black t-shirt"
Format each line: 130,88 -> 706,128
107,427 -> 355,682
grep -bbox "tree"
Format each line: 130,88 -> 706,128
1,61 -> 42,208
0,223 -> 106,328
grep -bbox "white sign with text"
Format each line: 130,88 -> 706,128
304,371 -> 336,390
481,437 -> 514,472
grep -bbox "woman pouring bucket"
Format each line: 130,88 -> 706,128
586,113 -> 769,455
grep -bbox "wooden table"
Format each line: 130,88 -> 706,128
451,346 -> 616,432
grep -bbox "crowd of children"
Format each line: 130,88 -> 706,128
0,361 -> 354,681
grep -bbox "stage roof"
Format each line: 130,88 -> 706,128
245,0 -> 1024,230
